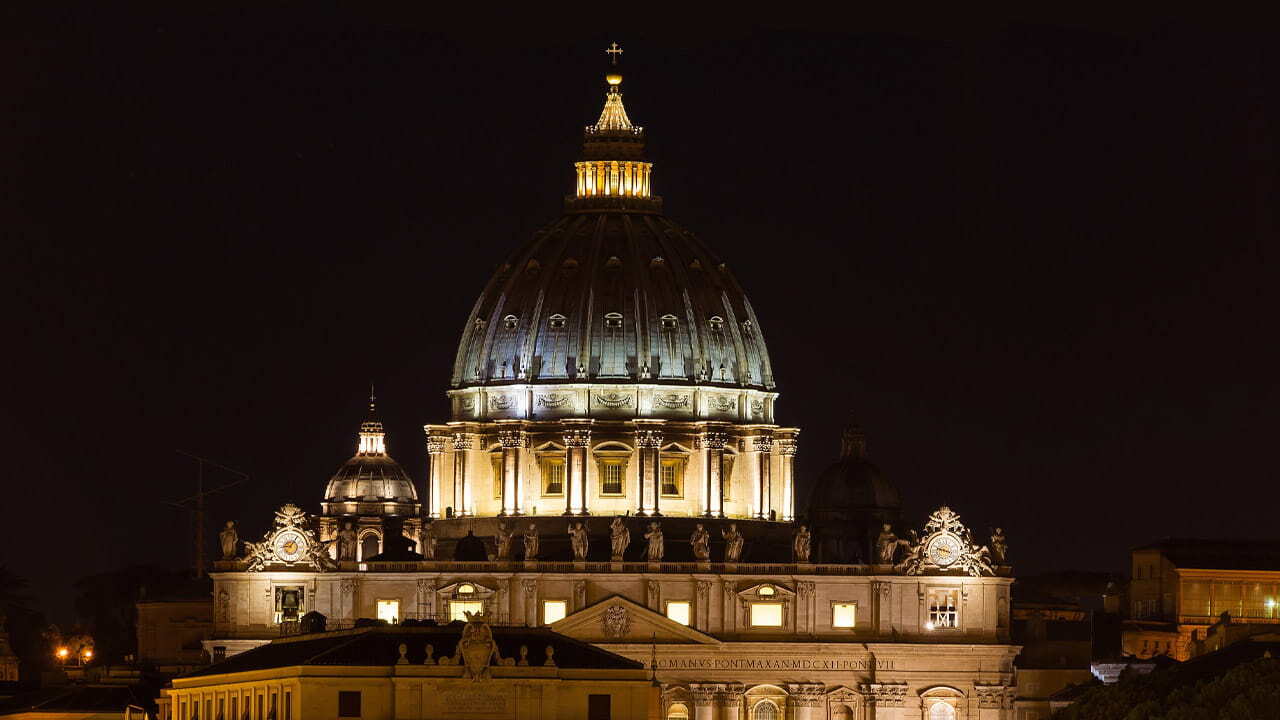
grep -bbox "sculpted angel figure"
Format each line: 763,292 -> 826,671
609,516 -> 630,560
523,522 -> 539,560
644,521 -> 664,562
569,521 -> 590,561
690,523 -> 711,562
219,521 -> 238,560
495,521 -> 514,560
990,527 -> 1008,564
793,525 -> 811,562
721,523 -> 744,563
875,523 -> 899,565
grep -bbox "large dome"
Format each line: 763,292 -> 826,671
450,212 -> 775,392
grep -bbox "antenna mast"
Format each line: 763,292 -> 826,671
168,451 -> 251,577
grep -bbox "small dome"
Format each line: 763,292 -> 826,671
323,399 -> 418,508
807,426 -> 901,512
324,455 -> 417,504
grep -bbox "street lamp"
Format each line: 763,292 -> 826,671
55,647 -> 69,665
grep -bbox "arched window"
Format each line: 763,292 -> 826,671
666,703 -> 689,720
928,702 -> 956,720
752,700 -> 778,720
832,705 -> 853,720
360,533 -> 380,561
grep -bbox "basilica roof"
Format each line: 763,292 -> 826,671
449,60 -> 775,394
323,400 -> 417,507
808,426 -> 901,513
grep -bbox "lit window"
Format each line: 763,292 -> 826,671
753,700 -> 779,720
832,603 -> 856,628
928,589 -> 959,629
540,456 -> 566,495
660,457 -> 685,496
376,599 -> 400,624
666,703 -> 690,720
458,584 -> 475,595
928,702 -> 956,720
450,600 -> 484,622
543,600 -> 567,625
750,602 -> 783,627
666,601 -> 691,626
600,461 -> 624,495
758,585 -> 775,596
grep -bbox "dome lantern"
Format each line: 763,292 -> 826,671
570,43 -> 656,210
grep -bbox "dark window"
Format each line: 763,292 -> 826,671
338,691 -> 361,718
588,694 -> 611,720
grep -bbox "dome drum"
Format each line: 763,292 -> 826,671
448,384 -> 777,423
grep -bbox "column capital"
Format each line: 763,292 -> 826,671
452,433 -> 474,451
702,430 -> 729,450
689,684 -> 717,706
752,434 -> 774,453
635,428 -> 663,448
564,428 -> 592,447
498,428 -> 528,449
426,435 -> 449,454
777,438 -> 798,456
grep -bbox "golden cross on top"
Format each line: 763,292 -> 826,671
606,42 -> 623,65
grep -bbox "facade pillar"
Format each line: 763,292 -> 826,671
689,685 -> 716,720
452,433 -> 472,517
753,433 -> 773,519
564,427 -> 591,515
498,427 -> 525,516
636,427 -> 663,516
425,434 -> 448,519
778,437 -> 797,521
716,685 -> 744,720
786,683 -> 825,720
703,429 -> 728,518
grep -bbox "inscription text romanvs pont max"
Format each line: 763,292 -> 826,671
656,657 -> 895,671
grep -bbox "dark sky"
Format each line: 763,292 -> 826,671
6,13 -> 1278,623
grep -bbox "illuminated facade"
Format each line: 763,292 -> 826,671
202,50 -> 1022,720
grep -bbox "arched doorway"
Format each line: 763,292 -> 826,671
666,702 -> 689,720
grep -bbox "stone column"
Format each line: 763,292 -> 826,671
564,427 -> 591,515
717,685 -> 744,720
452,433 -> 472,516
753,433 -> 773,519
786,684 -> 825,720
778,438 -> 797,521
689,685 -> 717,720
425,434 -> 448,519
636,427 -> 663,516
703,429 -> 728,518
498,427 -> 525,516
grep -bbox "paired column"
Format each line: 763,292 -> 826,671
778,437 -> 797,521
564,427 -> 591,515
753,433 -> 773,519
497,427 -> 526,516
702,429 -> 728,518
425,434 -> 448,519
452,433 -> 472,517
689,685 -> 716,720
635,426 -> 663,516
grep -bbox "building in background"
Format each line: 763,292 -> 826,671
1124,539 -> 1280,661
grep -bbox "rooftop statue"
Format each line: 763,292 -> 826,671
609,517 -> 630,561
722,523 -> 744,563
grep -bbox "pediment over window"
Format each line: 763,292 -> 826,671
551,595 -> 720,645
734,582 -> 795,601
435,581 -> 497,600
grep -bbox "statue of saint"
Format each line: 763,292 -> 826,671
495,522 -> 514,560
876,523 -> 899,565
569,521 -> 590,561
990,528 -> 1008,564
609,517 -> 630,561
218,521 -> 238,560
721,523 -> 744,563
793,525 -> 811,562
523,523 -> 539,560
337,522 -> 358,561
644,522 -> 664,562
419,523 -> 437,561
690,524 -> 710,562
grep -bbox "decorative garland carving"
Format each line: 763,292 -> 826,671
536,393 -> 570,409
654,393 -> 690,409
595,391 -> 633,409
709,395 -> 737,412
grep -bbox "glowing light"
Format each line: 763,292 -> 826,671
925,621 -> 935,631
1267,598 -> 1277,609
82,649 -> 93,660
543,600 -> 567,625
56,647 -> 69,660
666,601 -> 691,626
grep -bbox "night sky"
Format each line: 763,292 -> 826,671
7,13 -> 1278,623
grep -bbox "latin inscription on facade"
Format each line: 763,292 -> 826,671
438,688 -> 513,716
656,657 -> 895,671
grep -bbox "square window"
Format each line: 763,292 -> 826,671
376,599 -> 400,624
832,603 -> 857,628
450,600 -> 484,622
543,600 -> 567,625
600,462 -> 624,495
541,457 -> 566,496
660,457 -> 685,497
666,601 -> 691,626
338,691 -> 361,718
588,694 -> 611,720
749,602 -> 784,627
928,588 -> 960,629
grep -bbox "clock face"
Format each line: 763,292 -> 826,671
274,531 -> 307,562
926,533 -> 964,567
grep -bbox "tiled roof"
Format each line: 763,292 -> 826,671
185,625 -> 642,678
